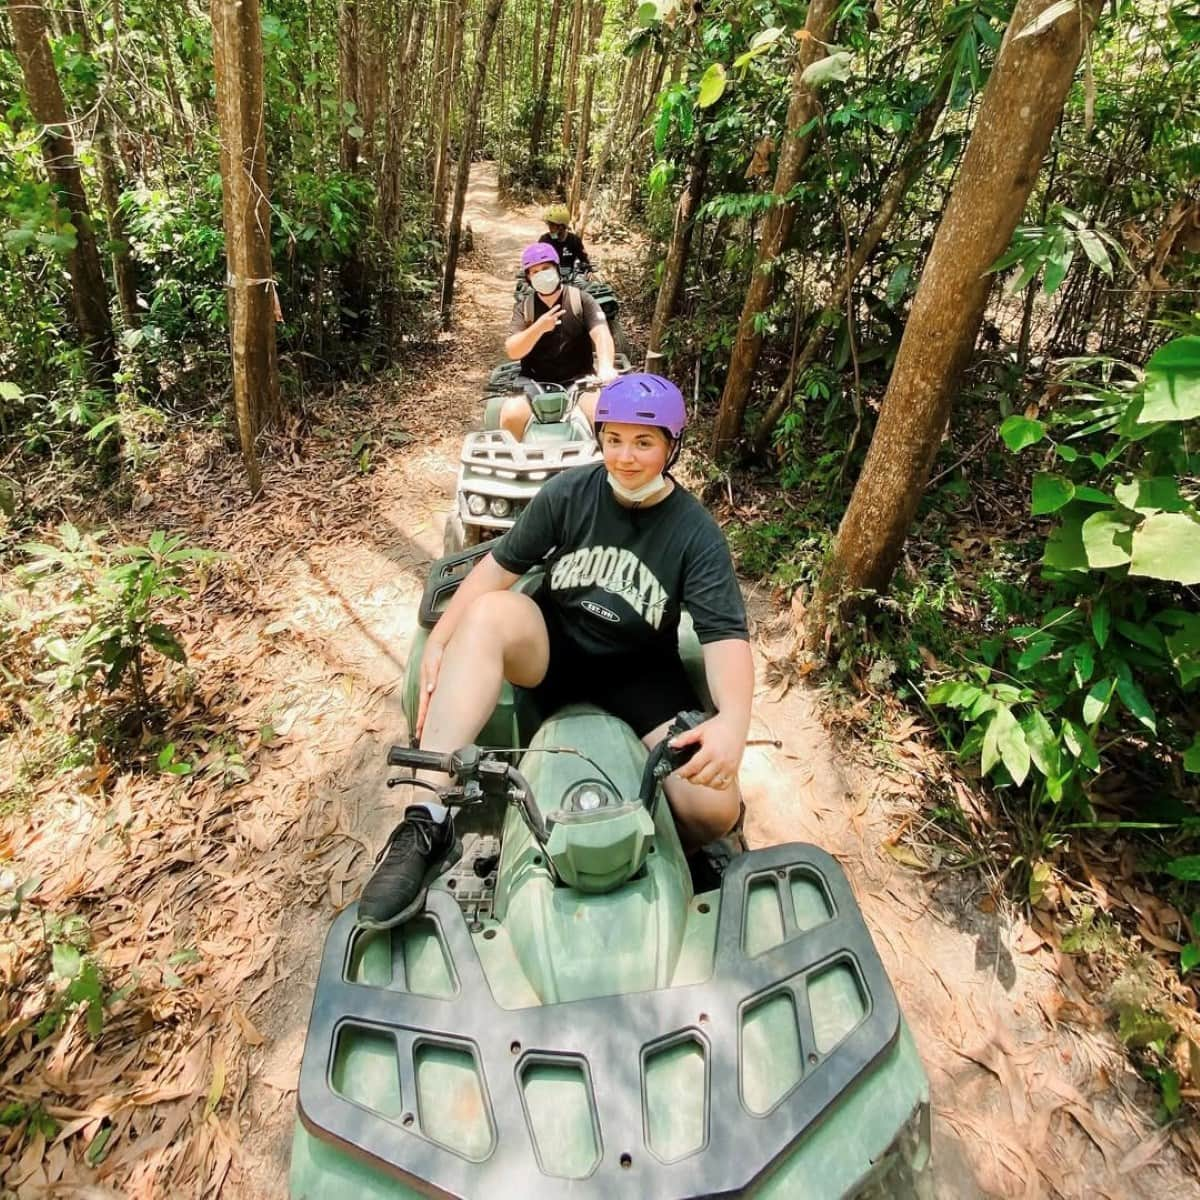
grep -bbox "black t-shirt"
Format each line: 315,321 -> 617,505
540,231 -> 591,273
490,464 -> 749,659
510,287 -> 606,384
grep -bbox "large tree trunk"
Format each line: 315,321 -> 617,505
439,0 -> 505,328
9,0 -> 116,387
751,80 -> 951,455
211,0 -> 282,497
811,0 -> 1103,633
645,126 -> 709,369
566,0 -> 604,219
709,0 -> 838,457
528,0 -> 564,164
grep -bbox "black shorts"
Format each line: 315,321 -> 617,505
527,600 -> 701,738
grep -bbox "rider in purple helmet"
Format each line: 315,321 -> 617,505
357,373 -> 754,929
499,242 -> 617,441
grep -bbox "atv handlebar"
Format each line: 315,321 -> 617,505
386,745 -> 456,772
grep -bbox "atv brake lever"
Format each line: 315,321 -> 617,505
655,709 -> 710,780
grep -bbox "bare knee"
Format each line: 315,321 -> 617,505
500,395 -> 531,437
664,780 -> 742,849
448,591 -> 548,686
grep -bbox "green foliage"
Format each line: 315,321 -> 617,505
928,335 -> 1200,810
19,524 -> 218,729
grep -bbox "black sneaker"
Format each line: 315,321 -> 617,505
357,806 -> 462,929
688,803 -> 747,894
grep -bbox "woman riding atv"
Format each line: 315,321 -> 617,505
539,202 -> 591,273
358,374 -> 754,930
500,241 -> 617,441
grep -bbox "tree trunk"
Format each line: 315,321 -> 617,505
811,0 -> 1103,633
337,0 -> 369,334
433,0 -> 465,228
380,0 -> 428,231
615,47 -> 667,216
751,80 -> 951,455
439,0 -> 505,328
560,0 -> 584,153
567,0 -> 604,219
578,49 -> 639,236
709,0 -> 838,457
528,0 -> 563,164
9,0 -> 116,387
645,126 -> 709,369
211,0 -> 282,497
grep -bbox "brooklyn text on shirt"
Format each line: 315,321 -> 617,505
549,546 -> 669,629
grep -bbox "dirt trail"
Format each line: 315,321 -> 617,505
228,165 -> 1196,1199
105,164 -> 1193,1197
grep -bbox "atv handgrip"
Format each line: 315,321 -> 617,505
386,745 -> 455,773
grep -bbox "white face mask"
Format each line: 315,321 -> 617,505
607,472 -> 667,504
530,268 -> 560,295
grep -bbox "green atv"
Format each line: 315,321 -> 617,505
289,546 -> 932,1198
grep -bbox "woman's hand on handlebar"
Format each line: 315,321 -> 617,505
669,713 -> 745,790
415,640 -> 445,738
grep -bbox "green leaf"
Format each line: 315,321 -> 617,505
1113,477 -> 1188,513
1164,856 -> 1200,881
1091,602 -> 1110,649
1042,512 -> 1088,571
1071,642 -> 1095,687
157,743 -> 177,769
1129,512 -> 1200,584
51,943 -> 82,980
733,25 -> 783,67
1081,510 -> 1133,569
636,1 -> 658,24
1082,677 -> 1113,726
800,50 -> 853,89
1032,473 -> 1075,515
999,415 -> 1046,452
697,63 -> 727,108
1138,335 -> 1200,423
1164,616 -> 1200,686
1076,230 -> 1113,276
1016,635 -> 1056,670
1183,735 -> 1200,774
0,382 -> 22,402
1182,943 -> 1200,973
1022,709 -> 1061,781
1116,677 -> 1156,733
996,709 -> 1031,786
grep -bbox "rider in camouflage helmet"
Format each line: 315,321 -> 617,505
540,202 -> 591,274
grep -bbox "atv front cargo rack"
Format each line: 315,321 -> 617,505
297,844 -> 903,1199
459,430 -> 600,474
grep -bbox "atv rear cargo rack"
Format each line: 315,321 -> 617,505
297,843 -> 903,1199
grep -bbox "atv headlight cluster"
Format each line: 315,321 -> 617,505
464,494 -> 520,520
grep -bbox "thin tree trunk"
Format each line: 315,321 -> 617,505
211,0 -> 282,496
811,0 -> 1103,634
578,49 -> 639,236
440,0 -> 505,328
710,0 -> 838,457
9,0 -> 116,387
528,0 -> 563,163
645,126 -> 709,369
567,0 -> 604,219
561,0 -> 584,152
615,47 -> 667,216
433,0 -> 465,227
752,80 -> 951,455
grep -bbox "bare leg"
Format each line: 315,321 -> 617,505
418,592 -> 550,779
578,388 -> 599,426
641,718 -> 742,850
499,395 -> 533,441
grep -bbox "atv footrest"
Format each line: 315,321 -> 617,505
297,843 -> 901,1199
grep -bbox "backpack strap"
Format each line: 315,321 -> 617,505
524,292 -> 534,325
565,285 -> 582,319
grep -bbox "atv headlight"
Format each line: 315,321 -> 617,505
566,781 -> 616,813
466,494 -> 487,516
488,497 -> 512,518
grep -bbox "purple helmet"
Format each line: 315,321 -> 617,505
594,373 -> 687,439
521,242 -> 559,271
